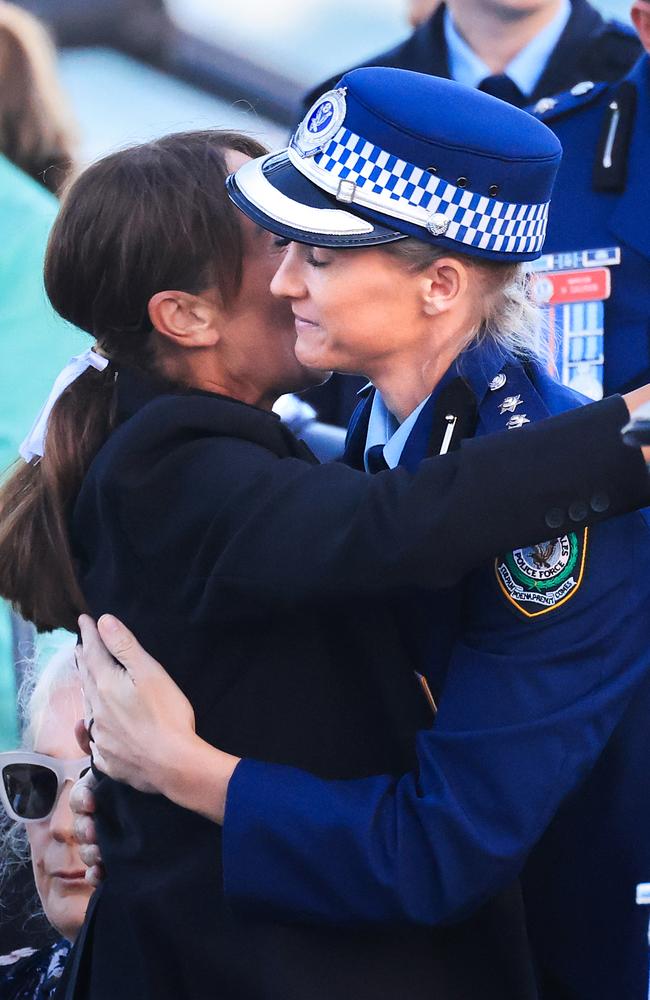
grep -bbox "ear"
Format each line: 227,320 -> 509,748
418,258 -> 469,317
631,2 -> 650,50
147,290 -> 221,350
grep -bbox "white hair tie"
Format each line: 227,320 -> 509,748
19,348 -> 109,463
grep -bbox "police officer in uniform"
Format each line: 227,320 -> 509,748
303,0 -> 642,425
532,1 -> 650,400
75,69 -> 650,1000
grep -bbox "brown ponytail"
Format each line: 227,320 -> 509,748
0,129 -> 267,632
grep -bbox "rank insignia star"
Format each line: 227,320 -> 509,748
499,394 -> 523,414
506,414 -> 530,429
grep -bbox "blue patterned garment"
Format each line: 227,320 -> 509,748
0,940 -> 70,1000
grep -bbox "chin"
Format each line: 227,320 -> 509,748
301,367 -> 333,389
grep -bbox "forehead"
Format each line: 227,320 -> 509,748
225,149 -> 251,175
31,682 -> 83,758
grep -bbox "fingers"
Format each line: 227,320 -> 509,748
74,813 -> 97,847
79,842 -> 102,868
75,718 -> 92,756
77,615 -> 106,705
85,863 -> 105,888
96,614 -> 161,681
69,769 -> 98,817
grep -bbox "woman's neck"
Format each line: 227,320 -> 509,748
447,0 -> 564,73
156,350 -> 278,411
368,333 -> 467,423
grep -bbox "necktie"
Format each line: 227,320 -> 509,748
366,444 -> 388,473
478,74 -> 525,108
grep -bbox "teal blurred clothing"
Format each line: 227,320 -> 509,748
0,155 -> 85,747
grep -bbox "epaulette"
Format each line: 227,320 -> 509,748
529,80 -> 609,123
600,17 -> 639,45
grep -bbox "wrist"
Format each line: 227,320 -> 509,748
621,389 -> 650,464
159,733 -> 239,824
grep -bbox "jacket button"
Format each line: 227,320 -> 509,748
590,492 -> 610,513
569,501 -> 588,522
545,507 -> 564,529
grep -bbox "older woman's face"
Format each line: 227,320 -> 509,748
270,242 -> 430,380
26,681 -> 93,942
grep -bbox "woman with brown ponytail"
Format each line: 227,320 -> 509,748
0,117 -> 648,1000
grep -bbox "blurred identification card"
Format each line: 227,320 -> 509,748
531,247 -> 621,400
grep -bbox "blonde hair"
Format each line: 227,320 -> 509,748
381,237 -> 547,365
0,1 -> 76,193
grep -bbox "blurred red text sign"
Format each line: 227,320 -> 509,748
535,267 -> 611,306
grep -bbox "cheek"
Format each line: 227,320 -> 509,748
27,824 -> 48,881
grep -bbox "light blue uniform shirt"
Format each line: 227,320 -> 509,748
444,0 -> 571,97
363,391 -> 430,471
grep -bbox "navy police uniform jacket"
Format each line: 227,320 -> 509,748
222,346 -> 650,1000
536,54 -> 650,396
58,369 -> 648,1000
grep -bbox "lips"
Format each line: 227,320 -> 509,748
292,312 -> 318,327
51,870 -> 86,880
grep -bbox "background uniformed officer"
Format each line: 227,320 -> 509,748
533,1 -> 650,400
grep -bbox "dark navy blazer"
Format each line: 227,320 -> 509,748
223,349 -> 650,1000
537,54 -> 650,397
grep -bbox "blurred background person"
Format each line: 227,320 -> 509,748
0,0 -> 76,194
0,0 -> 86,756
408,0 -> 442,27
0,646 -> 92,999
307,0 -> 640,108
532,0 -> 650,405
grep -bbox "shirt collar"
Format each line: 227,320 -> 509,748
364,391 -> 430,470
444,0 -> 571,96
363,339 -> 509,470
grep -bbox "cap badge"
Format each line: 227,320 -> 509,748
426,212 -> 450,237
293,88 -> 347,158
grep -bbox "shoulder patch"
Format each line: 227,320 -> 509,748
530,82 -> 609,123
495,528 -> 588,618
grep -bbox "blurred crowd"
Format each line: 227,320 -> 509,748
1,1 -> 650,998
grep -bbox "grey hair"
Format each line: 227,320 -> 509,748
380,238 -> 549,365
0,644 -> 79,915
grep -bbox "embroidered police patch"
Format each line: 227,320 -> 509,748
495,529 -> 588,618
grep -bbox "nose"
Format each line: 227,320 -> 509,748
48,779 -> 75,845
270,243 -> 306,301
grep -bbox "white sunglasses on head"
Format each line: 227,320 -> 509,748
0,751 -> 91,823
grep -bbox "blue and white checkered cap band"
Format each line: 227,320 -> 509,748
289,127 -> 550,255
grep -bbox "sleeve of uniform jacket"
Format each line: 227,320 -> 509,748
94,392 -> 648,606
221,507 -> 650,925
